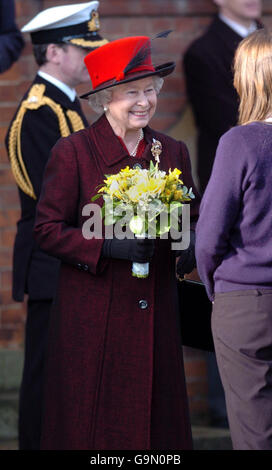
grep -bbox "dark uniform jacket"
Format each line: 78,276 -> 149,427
5,74 -> 88,301
183,15 -> 261,193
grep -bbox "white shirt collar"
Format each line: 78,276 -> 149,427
219,13 -> 257,38
37,70 -> 77,102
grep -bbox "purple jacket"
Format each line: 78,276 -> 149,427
196,122 -> 272,301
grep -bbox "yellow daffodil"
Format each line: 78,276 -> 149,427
92,160 -> 195,236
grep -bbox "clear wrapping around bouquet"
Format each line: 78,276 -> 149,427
132,261 -> 149,278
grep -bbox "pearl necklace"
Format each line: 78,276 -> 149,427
130,129 -> 144,157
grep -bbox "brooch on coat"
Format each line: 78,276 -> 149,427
151,138 -> 162,163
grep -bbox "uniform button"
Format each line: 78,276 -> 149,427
139,299 -> 148,310
133,163 -> 142,169
77,263 -> 82,270
82,264 -> 89,271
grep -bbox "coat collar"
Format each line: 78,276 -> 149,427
90,113 -> 161,167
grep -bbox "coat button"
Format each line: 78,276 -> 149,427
82,264 -> 89,271
77,263 -> 82,270
139,299 -> 148,309
133,163 -> 142,169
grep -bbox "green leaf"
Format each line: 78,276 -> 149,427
91,193 -> 102,202
101,204 -> 106,219
156,213 -> 170,235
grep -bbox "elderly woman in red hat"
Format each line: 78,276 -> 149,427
34,35 -> 200,450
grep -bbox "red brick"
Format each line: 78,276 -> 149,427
99,1 -> 142,16
0,251 -> 12,271
0,80 -> 30,103
0,148 -> 9,163
188,398 -> 209,414
0,328 -> 14,344
16,0 -> 40,18
1,270 -> 12,289
96,17 -> 130,37
0,84 -> 19,102
0,327 -> 25,348
0,125 -> 8,143
18,79 -> 32,96
0,61 -> 22,82
20,41 -> 33,57
0,288 -> 14,305
197,16 -> 216,30
183,345 -> 206,360
157,94 -> 186,114
0,208 -> 20,228
162,76 -> 185,94
1,306 -> 26,326
186,380 -> 208,399
149,115 -> 178,133
184,359 -> 208,379
0,106 -> 18,124
1,229 -> 16,248
0,187 -> 20,208
0,166 -> 18,185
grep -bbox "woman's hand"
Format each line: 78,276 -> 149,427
102,237 -> 155,263
176,230 -> 196,278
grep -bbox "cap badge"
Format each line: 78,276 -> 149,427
88,10 -> 100,32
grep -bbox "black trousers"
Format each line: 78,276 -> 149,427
18,299 -> 52,450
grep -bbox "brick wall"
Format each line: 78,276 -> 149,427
1,0 -> 272,426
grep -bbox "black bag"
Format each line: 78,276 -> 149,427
177,279 -> 214,352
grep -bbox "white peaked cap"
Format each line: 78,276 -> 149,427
22,2 -> 99,33
20,1 -> 108,49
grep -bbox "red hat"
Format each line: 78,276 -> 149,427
80,35 -> 175,98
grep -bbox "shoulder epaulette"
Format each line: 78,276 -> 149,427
66,110 -> 85,133
8,84 -> 85,199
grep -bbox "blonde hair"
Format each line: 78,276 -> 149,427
233,29 -> 272,125
88,75 -> 164,114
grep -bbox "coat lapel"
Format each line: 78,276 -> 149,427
89,113 -> 164,169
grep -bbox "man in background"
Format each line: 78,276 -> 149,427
183,0 -> 263,194
183,0 -> 263,429
5,1 -> 107,450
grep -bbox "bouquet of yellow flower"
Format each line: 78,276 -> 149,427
92,141 -> 195,278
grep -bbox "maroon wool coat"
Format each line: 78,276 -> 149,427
34,114 -> 200,450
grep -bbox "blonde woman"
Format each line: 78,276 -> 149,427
196,28 -> 272,450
